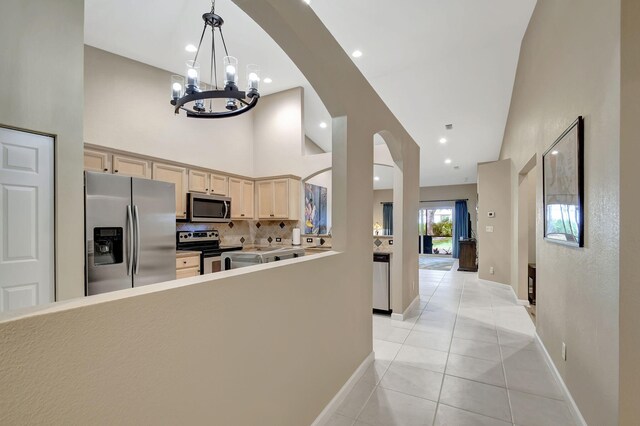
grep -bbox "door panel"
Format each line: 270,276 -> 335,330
188,170 -> 209,193
272,179 -> 289,219
0,127 -> 54,312
228,178 -> 243,219
113,155 -> 151,179
132,178 -> 176,287
152,163 -> 187,218
257,181 -> 274,218
84,149 -> 111,173
210,174 -> 228,196
85,172 -> 133,295
242,180 -> 254,219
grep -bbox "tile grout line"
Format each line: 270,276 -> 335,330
493,290 -> 516,425
432,267 -> 464,426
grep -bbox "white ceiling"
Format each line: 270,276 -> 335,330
84,0 -> 536,187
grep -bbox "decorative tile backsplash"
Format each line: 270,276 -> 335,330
374,236 -> 393,253
176,220 -> 301,246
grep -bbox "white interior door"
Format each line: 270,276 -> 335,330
0,127 -> 54,312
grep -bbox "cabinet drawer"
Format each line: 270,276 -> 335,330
176,267 -> 200,279
176,255 -> 200,269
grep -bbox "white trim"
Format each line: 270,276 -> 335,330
517,299 -> 530,306
390,294 -> 420,321
535,334 -> 587,426
311,352 -> 374,426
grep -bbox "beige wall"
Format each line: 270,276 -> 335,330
477,160 -> 512,285
499,0 -> 620,423
84,46 -> 255,177
0,0 -> 420,423
620,0 -> 640,423
0,0 -> 85,300
373,183 -> 478,236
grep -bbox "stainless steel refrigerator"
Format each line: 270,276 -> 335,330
85,171 -> 176,295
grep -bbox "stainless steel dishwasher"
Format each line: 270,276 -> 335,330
373,253 -> 391,314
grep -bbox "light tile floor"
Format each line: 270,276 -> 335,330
323,265 -> 575,426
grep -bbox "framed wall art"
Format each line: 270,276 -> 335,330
542,116 -> 584,247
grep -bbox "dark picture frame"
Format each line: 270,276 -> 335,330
542,116 -> 584,247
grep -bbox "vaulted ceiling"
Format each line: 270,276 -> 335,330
85,0 -> 536,188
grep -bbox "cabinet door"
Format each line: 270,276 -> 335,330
272,179 -> 290,219
210,174 -> 228,196
113,155 -> 152,179
176,267 -> 200,279
188,170 -> 209,193
84,149 -> 111,173
242,180 -> 255,219
152,163 -> 188,218
257,181 -> 274,219
228,178 -> 244,219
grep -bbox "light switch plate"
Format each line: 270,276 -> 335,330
486,226 -> 494,233
488,211 -> 496,218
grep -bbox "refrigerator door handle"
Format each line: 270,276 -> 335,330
127,205 -> 134,276
134,205 -> 141,275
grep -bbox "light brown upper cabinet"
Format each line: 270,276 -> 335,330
256,178 -> 300,220
229,177 -> 254,219
84,149 -> 111,173
188,170 -> 209,194
188,170 -> 228,196
153,163 -> 188,219
113,154 -> 152,179
210,174 -> 228,196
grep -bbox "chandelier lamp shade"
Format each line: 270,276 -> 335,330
170,0 -> 260,118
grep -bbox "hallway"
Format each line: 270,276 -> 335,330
325,267 -> 575,426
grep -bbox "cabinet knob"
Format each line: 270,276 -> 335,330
183,260 -> 187,264
103,168 -> 108,172
114,170 -> 118,173
241,214 -> 245,217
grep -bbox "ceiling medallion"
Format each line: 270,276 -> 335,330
170,0 -> 260,118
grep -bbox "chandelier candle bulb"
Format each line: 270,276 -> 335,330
185,60 -> 200,92
246,64 -> 260,96
171,75 -> 184,101
224,56 -> 238,88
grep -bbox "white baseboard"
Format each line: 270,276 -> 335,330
311,351 -> 374,426
390,295 -> 420,321
535,333 -> 587,426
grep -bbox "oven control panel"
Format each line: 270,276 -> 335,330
177,230 -> 219,242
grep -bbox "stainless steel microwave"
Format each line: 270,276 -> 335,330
187,193 -> 231,223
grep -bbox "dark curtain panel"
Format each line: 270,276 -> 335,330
382,203 -> 393,235
453,200 -> 469,258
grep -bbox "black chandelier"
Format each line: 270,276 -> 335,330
170,0 -> 260,118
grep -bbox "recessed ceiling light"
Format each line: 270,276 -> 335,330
374,176 -> 380,181
319,122 -> 328,129
551,150 -> 559,155
439,138 -> 447,144
445,159 -> 452,164
263,77 -> 273,84
185,44 -> 197,53
352,50 -> 363,58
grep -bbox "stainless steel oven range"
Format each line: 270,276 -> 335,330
176,231 -> 242,274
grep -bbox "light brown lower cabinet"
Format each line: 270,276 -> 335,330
176,254 -> 201,279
